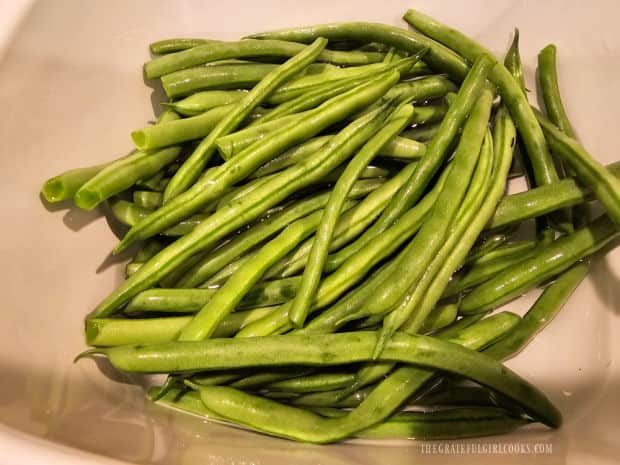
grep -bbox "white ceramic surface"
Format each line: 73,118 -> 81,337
0,1 -> 619,464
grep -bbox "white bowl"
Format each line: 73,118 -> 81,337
1,1 -> 619,464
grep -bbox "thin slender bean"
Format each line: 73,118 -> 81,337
85,307 -> 276,346
149,38 -> 220,54
161,64 -> 279,98
164,38 -> 328,201
362,84 -> 494,323
419,303 -> 458,334
470,240 -> 537,267
124,278 -> 300,314
265,372 -> 356,393
460,215 -> 620,314
538,45 -> 575,138
134,239 -> 166,263
484,263 -> 589,361
175,180 -> 379,289
165,90 -> 247,116
94,72 -> 400,317
133,191 -> 163,210
400,122 -> 440,142
535,111 -> 620,225
289,104 -> 414,328
111,201 -> 205,237
115,71 -> 400,255
325,56 -> 493,263
145,39 -> 384,78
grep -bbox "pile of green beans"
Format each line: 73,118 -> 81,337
41,9 -> 620,444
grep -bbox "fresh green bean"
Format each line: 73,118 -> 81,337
164,39 -> 327,201
469,240 -> 538,267
177,202 -> 358,340
488,162 -> 620,228
289,104 -> 414,328
326,56 -> 493,263
432,314 -> 487,340
484,263 -> 589,361
504,29 -> 526,94
250,136 -> 331,178
401,105 -> 516,331
85,307 -> 276,346
149,38 -> 220,54
402,9 -> 561,191
465,229 -> 516,264
134,239 -> 166,263
112,70 -> 400,255
131,104 -> 232,151
400,122 -> 440,142
164,90 -> 248,116
110,200 -> 205,236
133,191 -> 163,209
460,215 -> 620,314
535,111 -> 620,225
419,303 -> 458,334
95,72 -> 400,317
161,64 -> 279,98
124,278 -> 300,314
247,22 -> 469,79
538,45 -> 575,138
145,39 -> 385,78
175,180 -> 380,288
362,84 -> 494,325
72,110 -> 181,210
41,164 -> 105,203
265,372 -> 356,393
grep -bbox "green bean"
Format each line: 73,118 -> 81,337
110,200 -> 205,236
469,240 -> 538,267
133,191 -> 163,209
164,39 -> 328,201
94,73 -> 400,317
504,29 -> 526,94
362,84 -> 494,326
408,100 -> 449,125
400,122 -> 440,142
402,9 -> 561,191
174,181 -> 379,289
85,307 -> 276,346
176,203 -> 358,340
291,385 -> 375,408
289,104 -> 414,328
432,314 -> 486,341
149,38 -> 220,54
250,136 -> 331,178
112,71 -> 400,256
484,263 -> 589,361
216,112 -> 307,160
164,90 -> 248,116
247,22 -> 469,79
41,164 -> 105,203
401,105 -> 516,332
136,170 -> 165,191
325,56 -> 492,263
538,45 -> 574,138
183,315 -> 556,441
161,63 -> 279,98
124,278 -> 300,315
265,372 -> 356,393
535,111 -> 620,225
488,161 -> 620,228
145,39 -> 385,78
464,229 -> 516,264
84,321 -> 559,435
134,239 -> 166,263
260,166 -> 406,280
250,56 -> 422,127
125,263 -> 142,277
419,303 -> 458,334
460,215 -> 620,314
131,104 -> 232,151
72,110 -> 181,210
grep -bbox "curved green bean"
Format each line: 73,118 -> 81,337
537,44 -> 574,138
289,104 -> 413,328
